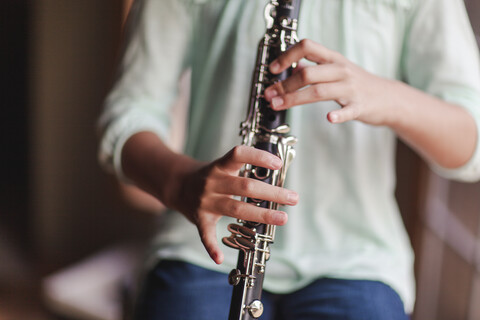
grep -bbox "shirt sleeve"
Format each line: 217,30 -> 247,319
401,0 -> 480,182
97,0 -> 193,182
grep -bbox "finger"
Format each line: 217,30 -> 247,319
269,39 -> 340,74
211,197 -> 288,226
328,105 -> 360,124
214,176 -> 298,206
291,61 -> 308,74
198,215 -> 224,264
264,64 -> 347,101
270,82 -> 346,110
217,145 -> 282,173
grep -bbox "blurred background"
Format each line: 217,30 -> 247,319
0,0 -> 480,319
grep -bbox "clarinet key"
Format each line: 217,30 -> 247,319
247,300 -> 264,318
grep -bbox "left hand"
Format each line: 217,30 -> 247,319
264,39 -> 396,126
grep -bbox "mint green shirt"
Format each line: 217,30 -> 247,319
99,0 -> 480,313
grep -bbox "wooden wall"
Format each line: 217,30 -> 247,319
29,0 -> 156,270
411,3 -> 480,319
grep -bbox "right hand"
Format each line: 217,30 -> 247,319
166,145 -> 299,265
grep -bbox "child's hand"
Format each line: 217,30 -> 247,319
264,39 -> 396,126
168,145 -> 298,264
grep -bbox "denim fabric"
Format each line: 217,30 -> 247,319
134,260 -> 408,320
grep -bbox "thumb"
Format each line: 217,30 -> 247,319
198,216 -> 224,264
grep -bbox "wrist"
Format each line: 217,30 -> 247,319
121,132 -> 196,208
379,79 -> 413,129
159,153 -> 200,210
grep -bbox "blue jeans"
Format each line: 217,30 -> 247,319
134,260 -> 408,320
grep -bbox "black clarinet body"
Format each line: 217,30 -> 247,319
222,1 -> 301,319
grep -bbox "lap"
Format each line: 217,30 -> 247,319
134,261 -> 408,320
274,278 -> 408,320
134,260 -> 236,320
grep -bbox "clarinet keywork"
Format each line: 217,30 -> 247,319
222,1 -> 302,319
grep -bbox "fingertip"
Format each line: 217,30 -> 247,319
264,87 -> 278,101
273,211 -> 288,225
199,224 -> 224,264
327,112 -> 340,123
280,212 -> 288,225
269,61 -> 281,73
208,246 -> 224,264
287,191 -> 299,205
215,252 -> 224,265
271,96 -> 284,110
270,156 -> 283,169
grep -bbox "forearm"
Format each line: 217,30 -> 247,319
119,183 -> 165,214
385,80 -> 477,169
263,39 -> 479,170
121,131 -> 197,208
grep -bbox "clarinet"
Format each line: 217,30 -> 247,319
222,1 -> 301,319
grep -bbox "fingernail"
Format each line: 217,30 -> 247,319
287,192 -> 298,204
270,61 -> 280,72
271,156 -> 282,168
272,211 -> 286,225
271,96 -> 284,109
214,252 -> 223,264
329,113 -> 339,123
264,88 -> 278,100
